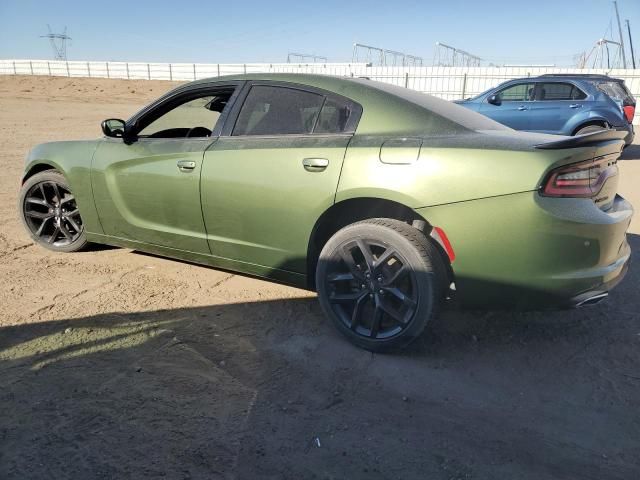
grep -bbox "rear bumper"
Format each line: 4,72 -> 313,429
415,193 -> 634,308
614,123 -> 634,145
568,255 -> 629,307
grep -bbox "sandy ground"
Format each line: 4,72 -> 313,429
0,75 -> 639,480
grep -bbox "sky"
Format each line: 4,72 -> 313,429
0,0 -> 639,66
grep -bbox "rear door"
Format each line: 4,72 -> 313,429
91,83 -> 240,253
529,81 -> 588,133
201,82 -> 361,273
480,82 -> 536,130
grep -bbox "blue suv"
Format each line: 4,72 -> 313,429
456,74 -> 635,145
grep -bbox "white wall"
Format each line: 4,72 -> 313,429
2,59 -> 639,124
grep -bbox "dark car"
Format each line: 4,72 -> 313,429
456,74 -> 635,145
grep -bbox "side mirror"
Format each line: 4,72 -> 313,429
101,118 -> 127,138
487,95 -> 501,106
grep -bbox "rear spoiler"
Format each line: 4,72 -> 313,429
534,129 -> 627,150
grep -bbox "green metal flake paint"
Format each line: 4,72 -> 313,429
21,73 -> 633,307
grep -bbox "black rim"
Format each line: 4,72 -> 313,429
324,238 -> 418,340
23,181 -> 83,247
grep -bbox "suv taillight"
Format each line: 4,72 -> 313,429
623,105 -> 635,123
541,158 -> 617,197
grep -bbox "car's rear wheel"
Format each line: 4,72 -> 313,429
575,124 -> 607,136
316,218 -> 446,352
19,170 -> 87,252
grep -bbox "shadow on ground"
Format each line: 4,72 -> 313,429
1,236 -> 639,480
620,143 -> 640,160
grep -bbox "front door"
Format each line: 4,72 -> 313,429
481,82 -> 536,130
92,86 -> 238,253
201,83 -> 361,274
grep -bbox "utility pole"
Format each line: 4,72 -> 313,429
626,20 -> 636,69
613,1 -> 627,68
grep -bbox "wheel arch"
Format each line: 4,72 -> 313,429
306,197 -> 452,289
571,119 -> 609,136
22,161 -> 62,183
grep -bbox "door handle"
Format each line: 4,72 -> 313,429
517,105 -> 528,111
177,160 -> 196,172
569,104 -> 583,109
302,157 -> 329,172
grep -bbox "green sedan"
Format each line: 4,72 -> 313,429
18,74 -> 633,351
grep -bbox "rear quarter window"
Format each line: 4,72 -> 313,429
315,97 -> 355,134
596,81 -> 634,105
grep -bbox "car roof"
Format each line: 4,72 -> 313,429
533,74 -> 624,82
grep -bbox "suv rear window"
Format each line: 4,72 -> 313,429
538,82 -> 586,101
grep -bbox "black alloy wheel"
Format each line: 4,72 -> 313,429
19,170 -> 87,252
316,218 -> 446,352
325,237 -> 419,340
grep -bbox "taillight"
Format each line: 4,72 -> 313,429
541,158 -> 617,197
623,105 -> 635,123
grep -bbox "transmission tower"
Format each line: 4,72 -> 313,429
287,53 -> 327,63
578,38 -> 624,69
352,43 -> 423,66
433,42 -> 482,67
40,25 -> 71,60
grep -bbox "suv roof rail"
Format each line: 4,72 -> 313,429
538,73 -> 611,79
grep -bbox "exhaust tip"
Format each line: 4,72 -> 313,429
576,292 -> 609,307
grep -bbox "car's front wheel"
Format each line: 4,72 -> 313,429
316,218 -> 446,352
18,170 -> 87,252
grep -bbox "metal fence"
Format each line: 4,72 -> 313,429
0,59 -> 368,81
2,59 -> 639,124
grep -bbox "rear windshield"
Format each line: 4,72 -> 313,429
357,79 -> 509,132
597,81 -> 635,105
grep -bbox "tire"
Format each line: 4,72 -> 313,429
575,124 -> 607,136
316,218 -> 447,352
18,170 -> 88,253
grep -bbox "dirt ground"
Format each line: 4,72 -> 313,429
1,75 -> 639,480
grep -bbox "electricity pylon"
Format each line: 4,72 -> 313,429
40,25 -> 71,61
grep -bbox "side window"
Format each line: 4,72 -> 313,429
315,97 -> 355,134
538,83 -> 586,101
233,86 -> 324,136
138,91 -> 233,138
496,83 -> 535,102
